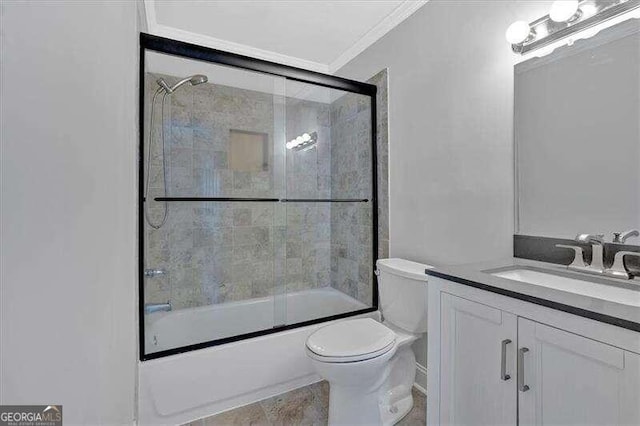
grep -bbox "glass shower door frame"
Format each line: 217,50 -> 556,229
139,32 -> 378,361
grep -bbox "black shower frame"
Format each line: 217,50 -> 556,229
139,33 -> 378,361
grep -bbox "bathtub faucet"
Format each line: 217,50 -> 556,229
144,268 -> 166,278
145,301 -> 172,314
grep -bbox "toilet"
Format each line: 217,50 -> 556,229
305,258 -> 431,425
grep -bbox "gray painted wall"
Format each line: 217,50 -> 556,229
1,2 -> 138,424
335,0 -> 552,371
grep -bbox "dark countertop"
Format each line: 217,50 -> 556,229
425,257 -> 640,332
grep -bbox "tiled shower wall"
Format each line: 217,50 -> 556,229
329,69 -> 389,305
144,71 -> 388,311
370,69 -> 390,261
284,97 -> 333,292
144,74 -> 334,309
329,93 -> 373,304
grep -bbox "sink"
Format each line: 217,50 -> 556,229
491,268 -> 640,307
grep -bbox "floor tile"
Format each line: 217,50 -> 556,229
259,384 -> 328,425
184,382 -> 426,426
396,388 -> 426,426
203,402 -> 270,426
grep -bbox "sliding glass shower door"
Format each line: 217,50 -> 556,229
282,80 -> 374,325
140,35 -> 376,359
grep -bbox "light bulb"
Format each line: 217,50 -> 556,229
296,136 -> 303,144
302,133 -> 311,142
549,0 -> 580,22
286,141 -> 294,149
580,3 -> 597,19
505,21 -> 532,44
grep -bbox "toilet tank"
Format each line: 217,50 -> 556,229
376,258 -> 432,333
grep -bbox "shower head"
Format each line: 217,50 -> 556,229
156,74 -> 208,94
188,74 -> 208,85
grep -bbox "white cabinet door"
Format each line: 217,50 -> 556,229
440,294 -> 517,425
518,318 -> 640,426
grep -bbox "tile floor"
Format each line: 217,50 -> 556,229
184,381 -> 426,426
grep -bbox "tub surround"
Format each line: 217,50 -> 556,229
144,69 -> 388,311
369,69 -> 390,261
425,258 -> 640,332
144,73 -> 336,309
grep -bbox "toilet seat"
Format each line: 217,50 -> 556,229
306,318 -> 396,363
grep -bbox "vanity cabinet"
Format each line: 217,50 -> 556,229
429,279 -> 640,426
440,294 -> 517,425
518,318 -> 640,426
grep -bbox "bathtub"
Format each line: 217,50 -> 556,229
138,287 -> 378,425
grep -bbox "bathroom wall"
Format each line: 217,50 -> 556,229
0,1 -> 138,424
335,0 -> 552,266
334,0 -> 552,378
144,75 -> 335,309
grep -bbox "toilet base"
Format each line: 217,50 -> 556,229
328,383 -> 385,425
381,392 -> 414,426
327,384 -> 414,426
323,343 -> 418,426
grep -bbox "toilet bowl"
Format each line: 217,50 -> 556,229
306,258 -> 431,425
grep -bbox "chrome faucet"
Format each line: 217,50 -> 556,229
613,229 -> 639,244
574,233 -> 605,273
557,233 -> 639,280
144,301 -> 172,314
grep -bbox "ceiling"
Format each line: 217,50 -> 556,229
144,0 -> 428,73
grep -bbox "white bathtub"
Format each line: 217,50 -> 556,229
145,287 -> 367,354
138,287 -> 377,425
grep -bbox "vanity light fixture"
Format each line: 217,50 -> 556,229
286,131 -> 317,151
506,0 -> 639,54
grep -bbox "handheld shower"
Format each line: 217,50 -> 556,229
156,74 -> 208,94
144,74 -> 209,229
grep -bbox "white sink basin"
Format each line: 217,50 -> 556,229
492,268 -> 640,307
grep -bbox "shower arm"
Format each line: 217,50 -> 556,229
168,77 -> 193,93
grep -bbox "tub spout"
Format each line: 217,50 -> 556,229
145,301 -> 172,314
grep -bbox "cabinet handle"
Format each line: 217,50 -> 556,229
500,339 -> 511,381
518,347 -> 530,392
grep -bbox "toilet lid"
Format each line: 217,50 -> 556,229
306,318 -> 396,361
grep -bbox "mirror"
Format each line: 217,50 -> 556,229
514,18 -> 639,244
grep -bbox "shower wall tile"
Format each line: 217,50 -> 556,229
145,74 -> 334,310
329,69 -> 389,305
144,71 -> 388,312
369,69 -> 390,260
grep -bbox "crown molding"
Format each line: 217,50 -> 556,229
143,0 -> 428,75
328,0 -> 429,73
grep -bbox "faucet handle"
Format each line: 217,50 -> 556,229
556,244 -> 588,269
606,251 -> 640,280
613,230 -> 639,244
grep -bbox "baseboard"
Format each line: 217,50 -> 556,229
414,362 -> 427,395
